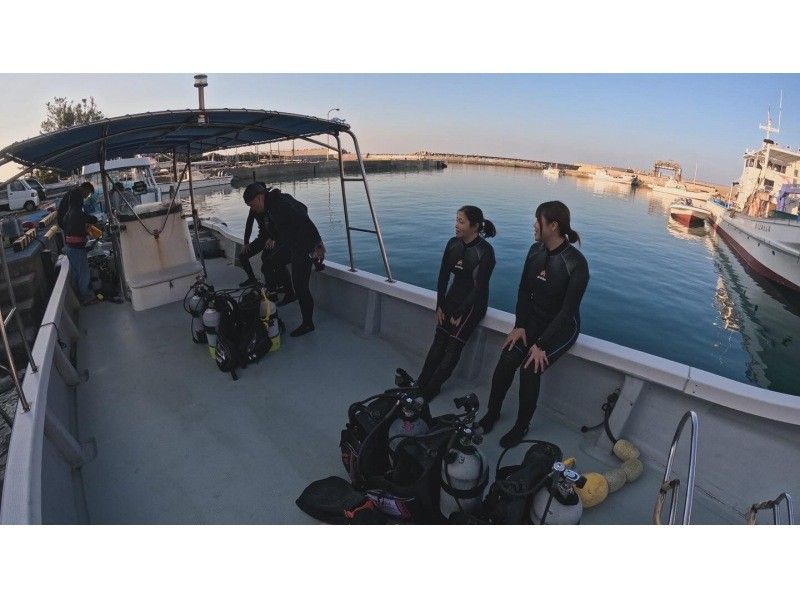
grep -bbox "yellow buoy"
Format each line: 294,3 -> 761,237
603,468 -> 627,493
613,439 -> 640,462
621,458 -> 644,482
575,472 -> 609,508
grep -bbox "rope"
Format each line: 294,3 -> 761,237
652,479 -> 680,525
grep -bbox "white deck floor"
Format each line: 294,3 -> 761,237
75,258 -> 735,524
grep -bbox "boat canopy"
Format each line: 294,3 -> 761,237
0,109 -> 350,174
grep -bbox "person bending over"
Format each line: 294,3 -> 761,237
242,183 -> 325,337
478,200 -> 589,448
238,201 -> 294,304
416,205 -> 496,401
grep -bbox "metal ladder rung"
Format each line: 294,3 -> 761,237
347,226 -> 378,235
342,177 -> 365,183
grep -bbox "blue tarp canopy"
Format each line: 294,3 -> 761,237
0,109 -> 350,174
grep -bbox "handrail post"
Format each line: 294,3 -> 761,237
345,130 -> 394,283
335,133 -> 356,272
654,410 -> 699,525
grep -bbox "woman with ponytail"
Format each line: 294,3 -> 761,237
478,200 -> 589,448
416,206 -> 497,401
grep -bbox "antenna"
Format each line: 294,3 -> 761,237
759,91 -> 782,140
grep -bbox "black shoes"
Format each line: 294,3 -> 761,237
499,424 -> 530,449
290,322 -> 315,337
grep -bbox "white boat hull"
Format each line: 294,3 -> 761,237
158,176 -> 232,193
669,205 -> 711,227
706,202 -> 800,292
594,170 -> 634,185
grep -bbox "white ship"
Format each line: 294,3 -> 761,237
543,164 -> 562,178
650,178 -> 714,201
593,168 -> 636,185
705,102 -> 800,293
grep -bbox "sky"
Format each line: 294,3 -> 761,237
1,73 -> 799,184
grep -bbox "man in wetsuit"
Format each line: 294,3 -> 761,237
238,202 -> 294,303
478,200 -> 589,448
416,206 -> 496,401
57,182 -> 95,228
243,183 -> 325,337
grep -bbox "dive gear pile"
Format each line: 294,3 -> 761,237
184,278 -> 284,380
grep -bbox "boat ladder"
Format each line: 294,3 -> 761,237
653,411 -> 699,525
746,493 -> 795,525
334,131 -> 393,282
0,236 -> 38,425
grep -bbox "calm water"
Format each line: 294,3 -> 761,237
186,164 -> 800,395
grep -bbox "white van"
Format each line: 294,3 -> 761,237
0,179 -> 41,211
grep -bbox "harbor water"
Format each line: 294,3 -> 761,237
187,164 -> 800,395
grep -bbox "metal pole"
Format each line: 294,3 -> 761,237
346,131 -> 393,282
187,146 -> 207,279
98,137 -> 129,301
172,148 -> 178,182
335,134 -> 356,272
0,302 -> 30,412
660,411 -> 699,525
0,237 -> 37,372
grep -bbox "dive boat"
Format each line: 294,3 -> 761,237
0,104 -> 798,526
651,178 -> 714,201
594,168 -> 636,185
669,197 -> 711,227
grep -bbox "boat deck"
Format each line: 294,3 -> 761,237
75,257 -> 735,524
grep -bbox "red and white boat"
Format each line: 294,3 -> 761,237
669,197 -> 711,227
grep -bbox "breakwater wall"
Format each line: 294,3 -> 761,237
229,158 -> 446,184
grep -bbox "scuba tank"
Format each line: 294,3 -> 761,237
387,394 -> 429,460
189,293 -> 207,343
259,288 -> 281,352
202,304 -> 220,359
440,395 -> 488,519
530,462 -> 586,525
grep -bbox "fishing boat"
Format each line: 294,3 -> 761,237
669,197 -> 712,227
704,106 -> 800,293
0,97 -> 797,526
594,168 -> 636,185
651,178 -> 714,201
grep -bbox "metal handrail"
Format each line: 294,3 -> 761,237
746,493 -> 795,525
653,410 -> 699,525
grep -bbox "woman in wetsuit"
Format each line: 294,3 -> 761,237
416,206 -> 496,401
478,200 -> 589,448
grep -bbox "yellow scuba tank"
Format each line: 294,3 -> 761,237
259,289 -> 281,352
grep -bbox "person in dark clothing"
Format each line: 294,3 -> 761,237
62,185 -> 99,305
416,206 -> 496,401
57,182 -> 95,229
478,200 -> 589,448
242,183 -> 325,337
238,207 -> 295,303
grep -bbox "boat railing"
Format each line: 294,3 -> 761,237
746,493 -> 795,525
1,255 -> 92,524
652,411 -> 699,525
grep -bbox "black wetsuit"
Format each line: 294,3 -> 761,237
264,190 -> 323,326
239,209 -> 293,293
417,236 -> 496,400
486,240 -> 589,429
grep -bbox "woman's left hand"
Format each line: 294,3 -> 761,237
523,344 -> 549,373
449,315 -> 462,326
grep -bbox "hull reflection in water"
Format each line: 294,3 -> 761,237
711,238 -> 800,394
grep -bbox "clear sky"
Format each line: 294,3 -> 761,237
1,73 -> 799,183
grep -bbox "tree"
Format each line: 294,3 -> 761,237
40,96 -> 104,134
33,97 -> 105,182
